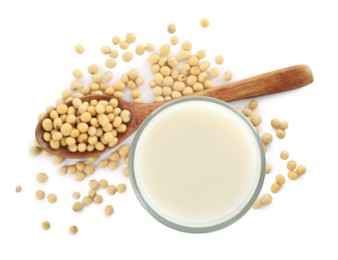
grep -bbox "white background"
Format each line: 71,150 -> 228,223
0,0 -> 337,259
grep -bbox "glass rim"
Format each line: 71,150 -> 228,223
128,96 -> 266,233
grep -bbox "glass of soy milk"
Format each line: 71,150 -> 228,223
129,96 -> 265,233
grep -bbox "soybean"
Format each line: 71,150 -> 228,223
104,205 -> 114,216
280,150 -> 289,160
36,173 -> 48,183
69,225 -> 78,234
42,221 -> 51,230
297,165 -> 307,176
16,185 -> 22,193
36,190 -> 45,200
75,44 -> 85,54
200,18 -> 210,28
47,193 -> 57,203
260,194 -> 272,205
117,183 -> 127,193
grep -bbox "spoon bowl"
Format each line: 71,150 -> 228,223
35,65 -> 313,159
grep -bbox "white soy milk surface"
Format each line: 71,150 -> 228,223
133,100 -> 262,227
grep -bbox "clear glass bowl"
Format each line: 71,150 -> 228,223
129,96 -> 265,233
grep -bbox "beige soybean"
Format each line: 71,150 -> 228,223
69,225 -> 78,234
119,41 -> 129,49
85,163 -> 95,174
109,50 -> 119,58
280,150 -> 289,160
101,45 -> 111,54
288,171 -> 298,180
271,118 -> 280,129
160,66 -> 171,76
107,185 -> 117,195
93,194 -> 103,204
125,33 -> 136,43
36,173 -> 48,183
149,54 -> 160,65
110,151 -> 120,161
152,86 -> 162,97
42,221 -> 51,230
16,185 -> 22,193
252,200 -> 261,209
71,80 -> 81,90
260,194 -> 272,205
276,129 -> 286,139
112,36 -> 120,45
182,41 -> 192,51
271,183 -> 281,193
204,80 -> 213,88
167,23 -> 176,34
171,90 -> 182,99
170,36 -> 179,45
196,50 -> 206,59
177,50 -> 191,61
145,43 -> 155,52
47,193 -> 57,203
182,86 -> 193,96
59,165 -> 67,175
117,183 -> 127,193
105,59 -> 117,68
249,100 -> 258,110
135,44 -> 145,56
123,167 -> 129,177
280,121 -> 289,130
35,190 -> 45,200
89,179 -> 99,189
124,157 -> 129,164
73,69 -> 83,79
122,52 -> 133,62
104,205 -> 114,216
200,18 -> 210,28
88,189 -> 96,199
242,108 -> 252,117
92,73 -> 102,83
99,179 -> 109,188
53,156 -> 64,164
160,44 -> 170,56
72,192 -> 81,200
135,75 -> 145,86
287,160 -> 297,171
188,56 -> 199,66
30,146 -> 42,156
276,174 -> 286,185
118,144 -> 129,157
199,61 -> 210,71
251,115 -> 261,126
154,96 -> 164,102
75,44 -> 85,54
265,165 -> 271,174
209,68 -> 219,78
99,159 -> 109,168
297,165 -> 307,176
72,202 -> 84,212
88,64 -> 99,74
261,133 -> 273,145
223,71 -> 233,81
82,196 -> 92,205
75,172 -> 86,181
215,55 -> 224,65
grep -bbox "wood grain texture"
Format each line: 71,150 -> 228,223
35,64 -> 313,158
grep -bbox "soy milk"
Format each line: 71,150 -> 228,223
132,99 -> 263,229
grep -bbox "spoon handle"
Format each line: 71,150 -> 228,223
199,65 -> 313,101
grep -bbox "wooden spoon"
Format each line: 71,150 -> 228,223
36,64 -> 313,159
